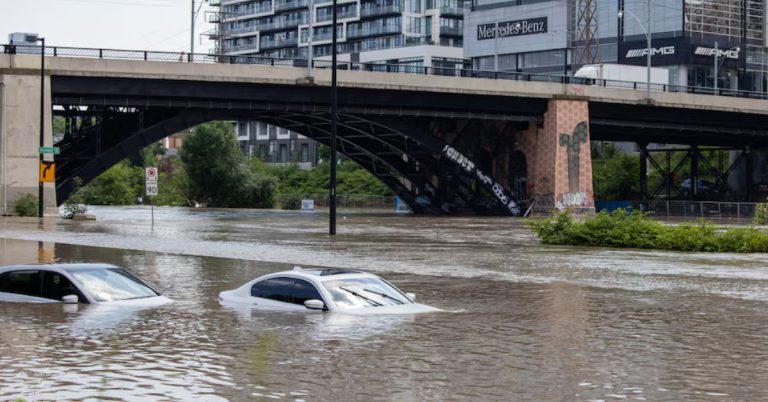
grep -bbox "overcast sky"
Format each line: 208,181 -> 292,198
1,0 -> 215,52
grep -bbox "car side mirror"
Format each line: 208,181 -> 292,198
406,293 -> 416,301
62,294 -> 79,304
304,299 -> 325,310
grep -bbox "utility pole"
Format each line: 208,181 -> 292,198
307,0 -> 314,78
329,0 -> 338,235
645,0 -> 650,99
190,0 -> 195,57
714,41 -> 718,95
38,37 -> 45,218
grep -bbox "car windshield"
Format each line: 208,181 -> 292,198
69,268 -> 159,302
323,277 -> 411,309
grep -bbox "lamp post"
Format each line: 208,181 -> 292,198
329,0 -> 337,235
618,3 -> 651,99
713,41 -> 740,96
37,36 -> 45,218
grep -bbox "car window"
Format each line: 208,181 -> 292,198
251,277 -> 324,306
251,277 -> 294,303
41,271 -> 88,303
290,279 -> 323,305
69,268 -> 158,302
0,270 -> 42,298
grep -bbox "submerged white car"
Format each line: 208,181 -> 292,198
219,267 -> 439,314
0,263 -> 171,306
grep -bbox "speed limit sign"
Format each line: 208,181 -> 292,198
145,167 -> 158,197
146,182 -> 158,196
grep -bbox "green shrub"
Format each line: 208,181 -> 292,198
278,192 -> 302,210
528,209 -> 768,253
755,199 -> 768,225
12,194 -> 37,217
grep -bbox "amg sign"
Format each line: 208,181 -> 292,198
694,47 -> 740,59
625,46 -> 676,58
477,17 -> 548,40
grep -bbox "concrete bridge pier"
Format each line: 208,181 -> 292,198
522,98 -> 595,213
0,69 -> 57,216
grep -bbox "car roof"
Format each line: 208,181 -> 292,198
0,263 -> 121,273
268,267 -> 378,282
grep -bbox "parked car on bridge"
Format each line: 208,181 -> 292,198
219,267 -> 439,314
0,263 -> 171,305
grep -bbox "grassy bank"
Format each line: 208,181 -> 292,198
527,209 -> 768,253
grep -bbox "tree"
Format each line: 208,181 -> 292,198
181,121 -> 275,207
592,143 -> 640,200
78,161 -> 143,205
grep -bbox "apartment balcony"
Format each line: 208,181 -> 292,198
275,0 -> 309,11
224,42 -> 259,53
439,26 -> 462,36
317,8 -> 358,22
360,4 -> 401,18
222,4 -> 272,19
209,0 -> 221,6
260,37 -> 299,49
439,6 -> 465,16
347,25 -> 402,38
257,18 -> 306,32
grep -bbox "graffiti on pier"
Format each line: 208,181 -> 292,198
559,122 -> 588,193
555,192 -> 590,211
442,145 -> 520,215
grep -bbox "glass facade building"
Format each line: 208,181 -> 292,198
464,0 -> 768,92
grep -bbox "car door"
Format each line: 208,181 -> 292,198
250,277 -> 305,310
0,270 -> 54,303
41,270 -> 89,303
250,277 -> 326,310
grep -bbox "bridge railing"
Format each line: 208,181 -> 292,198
5,43 -> 768,100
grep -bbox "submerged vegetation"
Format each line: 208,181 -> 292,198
528,209 -> 768,253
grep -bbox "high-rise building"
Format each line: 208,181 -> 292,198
206,0 -> 471,164
463,0 -> 768,92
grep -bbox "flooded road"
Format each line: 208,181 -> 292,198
2,206 -> 768,400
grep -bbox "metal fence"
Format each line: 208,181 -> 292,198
301,194 -> 398,210
644,200 -> 759,220
5,43 -> 768,100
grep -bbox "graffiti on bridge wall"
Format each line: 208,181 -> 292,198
559,121 -> 588,193
442,145 -> 521,215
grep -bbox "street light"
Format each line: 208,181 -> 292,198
329,0 -> 338,235
618,2 -> 651,99
713,41 -> 740,96
493,21 -> 521,72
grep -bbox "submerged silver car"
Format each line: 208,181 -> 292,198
219,267 -> 440,314
0,263 -> 171,306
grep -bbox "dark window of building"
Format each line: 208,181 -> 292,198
301,143 -> 309,162
279,144 -> 288,162
0,270 -> 42,298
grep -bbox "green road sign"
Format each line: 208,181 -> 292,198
39,147 -> 60,155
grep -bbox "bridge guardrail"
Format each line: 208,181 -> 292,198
4,43 -> 768,100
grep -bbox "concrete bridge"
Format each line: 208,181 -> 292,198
3,48 -> 768,215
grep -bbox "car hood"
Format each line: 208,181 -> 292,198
337,302 -> 441,315
95,295 -> 173,307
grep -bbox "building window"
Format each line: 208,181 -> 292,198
301,143 -> 309,162
279,144 -> 288,162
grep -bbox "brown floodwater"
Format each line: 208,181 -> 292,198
1,206 -> 768,401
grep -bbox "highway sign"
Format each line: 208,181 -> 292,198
39,161 -> 55,183
39,146 -> 60,155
